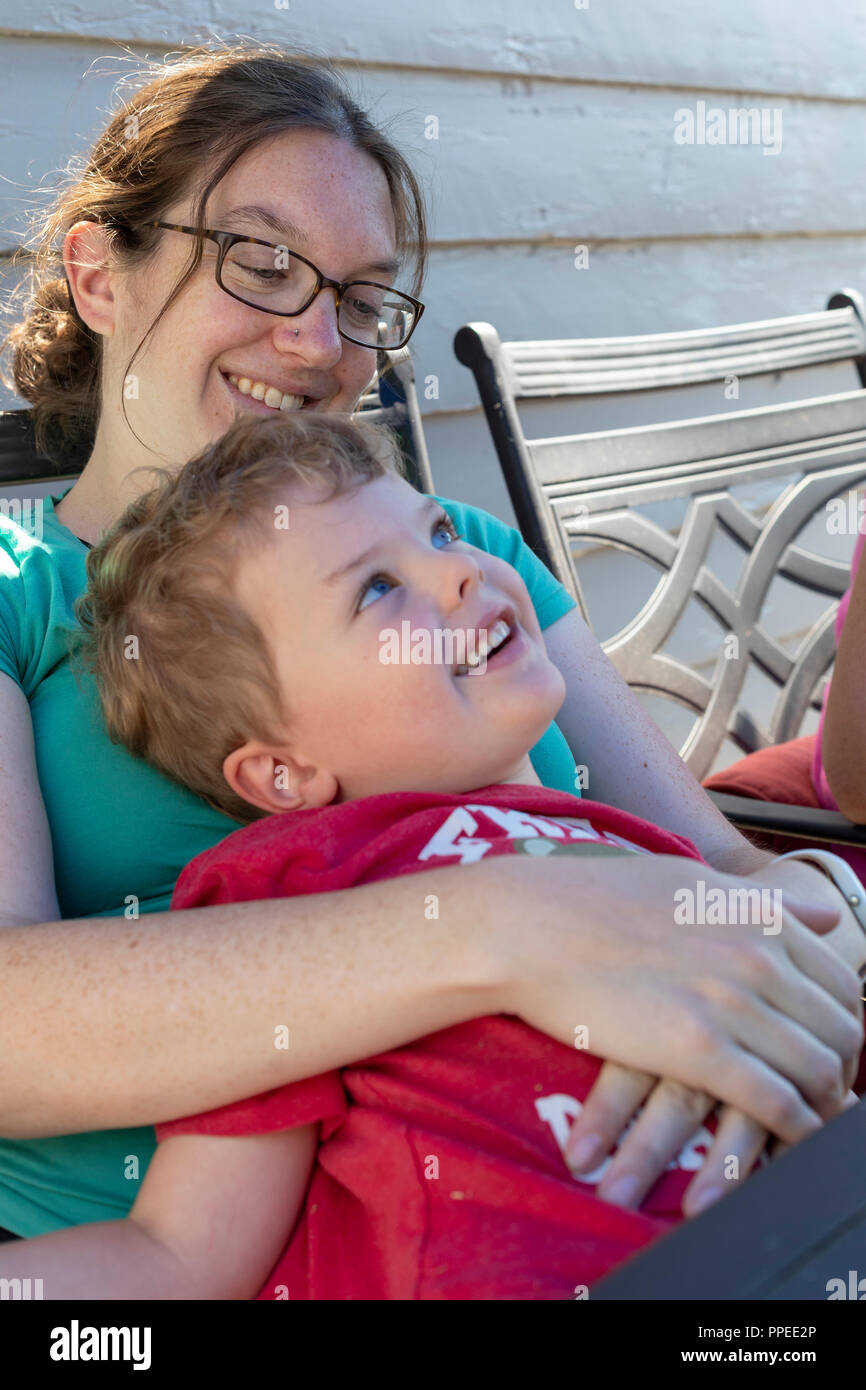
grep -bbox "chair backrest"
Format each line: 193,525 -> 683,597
455,295 -> 866,778
0,347 -> 434,493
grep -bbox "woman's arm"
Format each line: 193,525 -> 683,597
543,608 -> 774,875
2,843 -> 861,1145
0,676 -> 61,927
821,544 -> 866,821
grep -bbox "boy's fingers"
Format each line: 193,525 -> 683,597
682,1106 -> 769,1218
590,1078 -> 714,1210
564,1062 -> 653,1173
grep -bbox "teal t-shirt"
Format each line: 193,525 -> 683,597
0,487 -> 577,1236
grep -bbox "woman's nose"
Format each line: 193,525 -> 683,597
272,287 -> 343,368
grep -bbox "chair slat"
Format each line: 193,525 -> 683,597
505,305 -> 866,395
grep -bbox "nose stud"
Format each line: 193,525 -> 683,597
293,328 -> 299,336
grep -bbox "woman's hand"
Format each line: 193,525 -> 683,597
494,852 -> 864,1143
561,853 -> 866,1214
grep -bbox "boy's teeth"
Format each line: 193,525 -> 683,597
227,374 -> 305,412
476,619 -> 511,660
456,619 -> 512,675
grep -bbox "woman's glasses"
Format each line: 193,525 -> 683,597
144,222 -> 425,351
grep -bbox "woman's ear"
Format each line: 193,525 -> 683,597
63,221 -> 117,338
222,743 -> 338,817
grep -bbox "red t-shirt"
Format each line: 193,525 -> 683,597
159,785 -> 715,1300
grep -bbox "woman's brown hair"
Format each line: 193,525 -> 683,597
0,40 -> 428,466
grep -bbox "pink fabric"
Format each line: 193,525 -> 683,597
813,529 -> 866,810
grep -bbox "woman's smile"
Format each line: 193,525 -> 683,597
221,370 -> 322,414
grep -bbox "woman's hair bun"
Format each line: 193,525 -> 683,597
2,269 -> 99,463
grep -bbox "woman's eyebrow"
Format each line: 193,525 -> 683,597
219,203 -> 310,245
219,202 -> 399,277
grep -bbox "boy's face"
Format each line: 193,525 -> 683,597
231,472 -> 567,807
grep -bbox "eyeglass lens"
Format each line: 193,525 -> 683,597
221,242 -> 415,347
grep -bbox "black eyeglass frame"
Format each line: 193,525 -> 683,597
144,221 -> 425,350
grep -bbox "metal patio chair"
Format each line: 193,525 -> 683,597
455,292 -> 866,848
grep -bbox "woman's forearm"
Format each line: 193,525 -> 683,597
0,864 -> 508,1138
5,848 -> 861,1145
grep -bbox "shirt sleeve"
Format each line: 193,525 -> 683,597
433,496 -> 576,632
155,1071 -> 348,1144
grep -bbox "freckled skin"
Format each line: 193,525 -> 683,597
58,130 -> 398,538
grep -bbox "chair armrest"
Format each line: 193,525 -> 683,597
707,790 -> 866,849
592,1098 -> 866,1299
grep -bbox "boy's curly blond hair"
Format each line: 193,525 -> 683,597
75,412 -> 404,823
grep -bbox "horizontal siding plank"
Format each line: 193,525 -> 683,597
1,40 -> 866,248
3,0 -> 866,100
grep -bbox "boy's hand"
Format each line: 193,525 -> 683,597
563,1062 -> 761,1213
563,1061 -> 859,1218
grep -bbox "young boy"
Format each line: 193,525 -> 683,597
0,413 -> 832,1299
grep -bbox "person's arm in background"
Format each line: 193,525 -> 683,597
820,536 -> 866,822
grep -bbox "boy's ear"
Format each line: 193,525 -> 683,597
222,743 -> 338,816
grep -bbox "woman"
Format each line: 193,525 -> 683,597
0,41 -> 861,1252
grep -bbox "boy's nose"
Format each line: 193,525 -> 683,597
429,547 -> 485,614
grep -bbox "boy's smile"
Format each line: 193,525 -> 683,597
226,472 -> 567,813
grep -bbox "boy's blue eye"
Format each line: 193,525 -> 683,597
432,519 -> 458,549
358,576 -> 395,612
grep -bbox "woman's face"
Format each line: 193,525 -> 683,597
106,129 -> 399,468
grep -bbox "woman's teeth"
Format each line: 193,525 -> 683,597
227,374 -> 305,412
